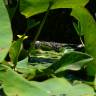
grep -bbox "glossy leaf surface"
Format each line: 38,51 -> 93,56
48,50 -> 93,73
20,0 -> 89,18
40,78 -> 95,96
71,8 -> 96,76
0,0 -> 12,62
0,65 -> 49,96
0,65 -> 94,96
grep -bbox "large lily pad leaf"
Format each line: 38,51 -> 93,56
71,8 -> 96,76
0,65 -> 49,96
0,64 -> 95,96
40,77 -> 72,95
68,83 -> 95,96
0,0 -> 12,62
47,50 -> 93,73
39,78 -> 95,96
20,0 -> 89,18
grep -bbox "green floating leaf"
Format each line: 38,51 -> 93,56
16,58 -> 29,69
40,78 -> 95,96
20,0 -> 89,18
0,64 -> 95,96
16,58 -> 36,80
0,64 -> 49,96
69,84 -> 95,96
0,0 -> 12,62
40,77 -> 72,96
48,50 -> 93,73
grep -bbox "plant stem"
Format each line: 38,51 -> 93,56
29,1 -> 54,53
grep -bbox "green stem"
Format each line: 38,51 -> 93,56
29,1 -> 54,53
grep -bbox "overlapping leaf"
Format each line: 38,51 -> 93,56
0,65 -> 49,96
41,79 -> 95,96
20,0 -> 89,18
47,50 -> 93,73
69,83 -> 95,96
0,65 -> 95,96
40,77 -> 72,95
0,0 -> 12,62
71,8 -> 96,76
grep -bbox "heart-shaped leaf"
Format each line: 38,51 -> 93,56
20,0 -> 89,18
